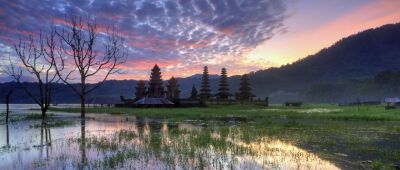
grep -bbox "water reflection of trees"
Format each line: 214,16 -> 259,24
79,120 -> 87,169
6,124 -> 10,147
38,120 -> 52,162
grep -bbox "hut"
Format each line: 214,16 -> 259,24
384,97 -> 400,109
87,97 -> 122,107
134,97 -> 174,105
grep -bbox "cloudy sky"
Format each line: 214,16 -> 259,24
0,0 -> 399,82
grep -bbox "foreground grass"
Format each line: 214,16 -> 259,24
4,104 -> 400,169
0,113 -> 56,124
65,119 -> 400,169
49,104 -> 400,169
50,104 -> 400,121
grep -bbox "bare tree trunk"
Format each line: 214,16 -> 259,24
81,95 -> 86,119
6,124 -> 9,147
6,99 -> 9,124
81,78 -> 86,119
41,107 -> 46,120
5,90 -> 13,124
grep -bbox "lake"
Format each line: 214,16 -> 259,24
0,104 -> 399,169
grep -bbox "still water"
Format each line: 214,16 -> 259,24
0,105 -> 339,169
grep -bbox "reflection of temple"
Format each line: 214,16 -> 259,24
120,64 -> 179,106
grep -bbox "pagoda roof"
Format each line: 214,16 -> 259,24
133,97 -> 174,105
248,93 -> 256,97
214,92 -> 233,97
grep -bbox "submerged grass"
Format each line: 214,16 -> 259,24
69,119 -> 400,169
0,113 -> 56,124
29,120 -> 73,128
24,113 -> 55,120
9,104 -> 400,169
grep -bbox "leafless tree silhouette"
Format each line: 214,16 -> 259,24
5,28 -> 59,120
5,89 -> 13,124
52,16 -> 126,118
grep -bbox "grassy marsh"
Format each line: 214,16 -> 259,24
50,104 -> 400,121
2,104 -> 400,169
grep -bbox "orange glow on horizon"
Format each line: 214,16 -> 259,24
248,0 -> 400,66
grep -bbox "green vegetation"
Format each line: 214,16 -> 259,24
66,119 -> 399,169
29,120 -> 73,128
50,104 -> 400,121
0,113 -> 55,124
24,113 -> 55,120
49,104 -> 400,169
4,104 -> 400,169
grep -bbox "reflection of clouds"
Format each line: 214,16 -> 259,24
161,124 -> 338,169
143,120 -> 151,136
161,122 -> 171,146
234,139 -> 340,170
178,123 -> 201,131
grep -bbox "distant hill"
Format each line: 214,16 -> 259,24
1,23 -> 400,103
247,23 -> 400,101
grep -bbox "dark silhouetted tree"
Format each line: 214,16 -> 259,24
216,68 -> 232,100
238,74 -> 255,100
52,16 -> 126,118
200,66 -> 211,100
5,89 -> 13,124
135,80 -> 146,100
5,29 -> 59,119
167,77 -> 180,102
148,64 -> 164,97
190,84 -> 198,99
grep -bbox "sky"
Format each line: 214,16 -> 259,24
0,0 -> 399,82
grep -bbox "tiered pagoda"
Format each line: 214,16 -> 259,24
121,64 -> 179,105
215,68 -> 232,99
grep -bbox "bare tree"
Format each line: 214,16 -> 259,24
53,16 -> 126,118
5,30 -> 59,120
5,89 -> 13,124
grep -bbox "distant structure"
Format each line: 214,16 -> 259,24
135,80 -> 146,100
200,66 -> 211,100
148,65 -> 165,98
215,68 -> 232,100
87,97 -> 122,107
384,97 -> 400,109
120,64 -> 268,107
134,97 -> 174,105
120,64 -> 175,107
166,77 -> 180,103
238,74 -> 255,100
190,84 -> 198,99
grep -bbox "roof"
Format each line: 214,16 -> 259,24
385,97 -> 400,103
247,93 -> 256,97
87,97 -> 123,104
133,97 -> 174,105
214,92 -> 233,97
